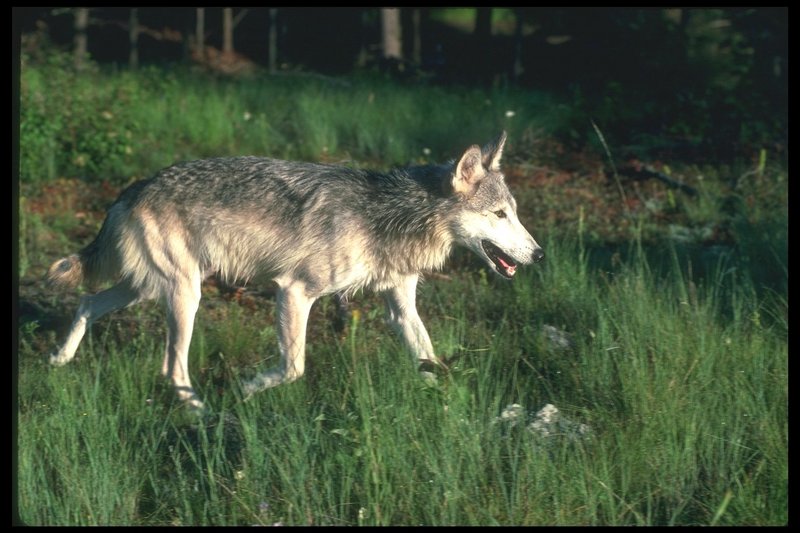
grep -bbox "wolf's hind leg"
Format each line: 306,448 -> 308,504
50,282 -> 140,366
242,281 -> 315,397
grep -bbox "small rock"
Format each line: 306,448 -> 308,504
528,403 -> 592,442
496,402 -> 592,443
542,325 -> 574,351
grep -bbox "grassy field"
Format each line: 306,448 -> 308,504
15,56 -> 787,526
19,46 -> 571,187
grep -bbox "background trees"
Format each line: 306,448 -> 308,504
15,7 -> 787,157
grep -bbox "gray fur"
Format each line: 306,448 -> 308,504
46,132 -> 543,410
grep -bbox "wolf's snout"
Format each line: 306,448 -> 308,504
531,248 -> 545,263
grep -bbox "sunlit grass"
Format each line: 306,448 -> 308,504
20,60 -> 570,186
16,232 -> 787,525
16,56 -> 786,526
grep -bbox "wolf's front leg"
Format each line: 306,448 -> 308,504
384,275 -> 443,380
242,282 -> 315,398
51,283 -> 140,366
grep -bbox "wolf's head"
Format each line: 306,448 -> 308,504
448,132 -> 544,279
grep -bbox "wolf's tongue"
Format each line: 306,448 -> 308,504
498,256 -> 516,275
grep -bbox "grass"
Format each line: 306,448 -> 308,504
19,49 -> 570,186
15,56 -> 787,526
16,228 -> 787,525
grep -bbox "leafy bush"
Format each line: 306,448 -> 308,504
20,49 -> 144,184
19,47 -> 577,186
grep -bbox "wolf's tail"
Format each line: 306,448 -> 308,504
46,211 -> 122,290
46,253 -> 85,289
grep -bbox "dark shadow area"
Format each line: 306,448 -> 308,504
14,7 -> 787,161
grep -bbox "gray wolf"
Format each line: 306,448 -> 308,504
46,132 -> 544,410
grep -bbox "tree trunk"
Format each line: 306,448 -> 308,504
73,8 -> 89,71
356,8 -> 371,68
512,8 -> 524,81
223,8 -> 234,55
129,8 -> 139,70
474,7 -> 492,40
381,8 -> 402,60
268,8 -> 278,73
411,8 -> 421,65
195,8 -> 205,59
474,8 -> 492,81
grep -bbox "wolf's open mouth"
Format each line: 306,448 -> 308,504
481,240 -> 517,279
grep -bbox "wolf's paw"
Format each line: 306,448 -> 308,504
176,388 -> 206,414
240,369 -> 296,400
49,352 -> 72,367
418,359 -> 447,374
419,370 -> 438,385
241,378 -> 262,401
418,359 -> 447,385
186,396 -> 207,414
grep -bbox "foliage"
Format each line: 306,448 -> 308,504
17,8 -> 786,165
16,233 -> 787,525
15,37 -> 786,525
19,53 -> 572,187
20,49 -> 142,183
512,8 -> 787,157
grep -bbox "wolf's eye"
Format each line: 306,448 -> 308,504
494,210 -> 507,219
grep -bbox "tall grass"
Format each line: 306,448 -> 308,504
19,55 -> 568,185
16,230 -> 787,525
16,52 -> 786,526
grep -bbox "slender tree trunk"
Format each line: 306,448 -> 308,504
195,8 -> 205,59
356,8 -> 371,68
474,8 -> 492,82
223,8 -> 234,55
512,8 -> 524,82
268,8 -> 278,73
411,8 -> 421,65
73,8 -> 89,71
181,8 -> 191,63
129,8 -> 139,70
381,8 -> 402,60
474,7 -> 491,41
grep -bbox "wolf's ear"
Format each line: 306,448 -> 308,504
481,131 -> 507,172
452,145 -> 485,197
